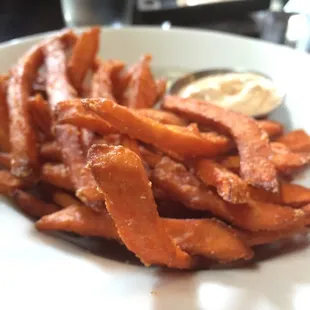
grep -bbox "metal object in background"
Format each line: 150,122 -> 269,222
60,0 -> 134,27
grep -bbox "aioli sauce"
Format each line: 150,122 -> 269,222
178,72 -> 283,116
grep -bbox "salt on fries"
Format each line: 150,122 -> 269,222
1,27 -> 310,269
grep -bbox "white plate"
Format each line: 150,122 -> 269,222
1,26 -> 310,310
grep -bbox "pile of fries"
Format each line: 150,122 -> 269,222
1,27 -> 310,269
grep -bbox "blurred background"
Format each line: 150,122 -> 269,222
0,0 -> 309,51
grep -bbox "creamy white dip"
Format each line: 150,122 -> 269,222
178,72 -> 283,116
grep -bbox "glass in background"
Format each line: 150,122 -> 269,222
60,0 -> 134,27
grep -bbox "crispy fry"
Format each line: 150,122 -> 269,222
155,78 -> 167,101
55,100 -> 116,135
195,159 -> 249,204
44,38 -> 77,110
277,129 -> 310,153
0,152 -> 11,168
271,142 -> 310,175
28,94 -> 52,138
55,124 -> 103,211
37,201 -> 253,263
152,157 -> 304,231
68,27 -> 100,91
137,109 -> 187,126
257,120 -> 284,139
12,190 -> 59,218
40,141 -> 62,162
41,163 -> 74,191
91,59 -> 125,100
82,98 -> 232,158
8,42 -> 43,181
250,181 -> 310,208
52,190 -> 82,208
0,170 -> 25,194
36,204 -> 119,239
88,144 -> 194,268
0,75 -> 10,151
121,55 -> 157,109
163,96 -> 278,192
165,218 -> 253,262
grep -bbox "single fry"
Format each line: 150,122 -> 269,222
137,109 -> 187,126
68,27 -> 100,91
7,41 -> 43,181
52,190 -> 83,208
36,204 -> 119,239
44,38 -> 77,110
40,141 -> 62,162
121,55 -> 157,109
277,129 -> 310,153
0,152 -> 11,168
28,94 -> 52,138
257,120 -> 284,139
55,100 -> 116,135
151,157 -> 304,231
41,163 -> 74,191
163,96 -> 278,192
139,146 -> 162,168
55,124 -> 104,211
12,190 -> 59,218
82,98 -> 232,158
0,170 -> 25,194
88,144 -> 194,269
0,75 -> 10,151
195,159 -> 249,204
91,59 -> 125,100
250,181 -> 310,208
165,218 -> 253,263
271,142 -> 310,175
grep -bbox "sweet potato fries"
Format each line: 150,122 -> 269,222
1,27 -> 310,269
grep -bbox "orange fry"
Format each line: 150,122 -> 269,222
120,135 -> 141,156
41,163 -> 74,191
137,109 -> 187,126
40,141 -> 62,162
163,96 -> 278,192
139,146 -> 162,168
80,129 -> 95,155
36,204 -> 119,239
12,190 -> 59,218
271,142 -> 310,175
250,182 -> 310,208
0,75 -> 10,151
165,218 -> 252,262
195,159 -> 249,204
155,78 -> 167,101
68,27 -> 100,91
91,59 -> 125,100
257,120 -> 284,139
0,152 -> 11,168
55,124 -> 103,210
88,144 -> 194,269
55,100 -> 116,135
82,98 -> 232,158
8,41 -> 43,181
277,129 -> 310,153
0,170 -> 26,195
51,190 -> 82,208
36,202 -> 252,263
121,55 -> 157,109
44,38 -> 77,110
151,157 -> 304,231
28,94 -> 52,138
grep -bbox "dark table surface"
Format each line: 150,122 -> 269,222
0,0 -> 303,50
